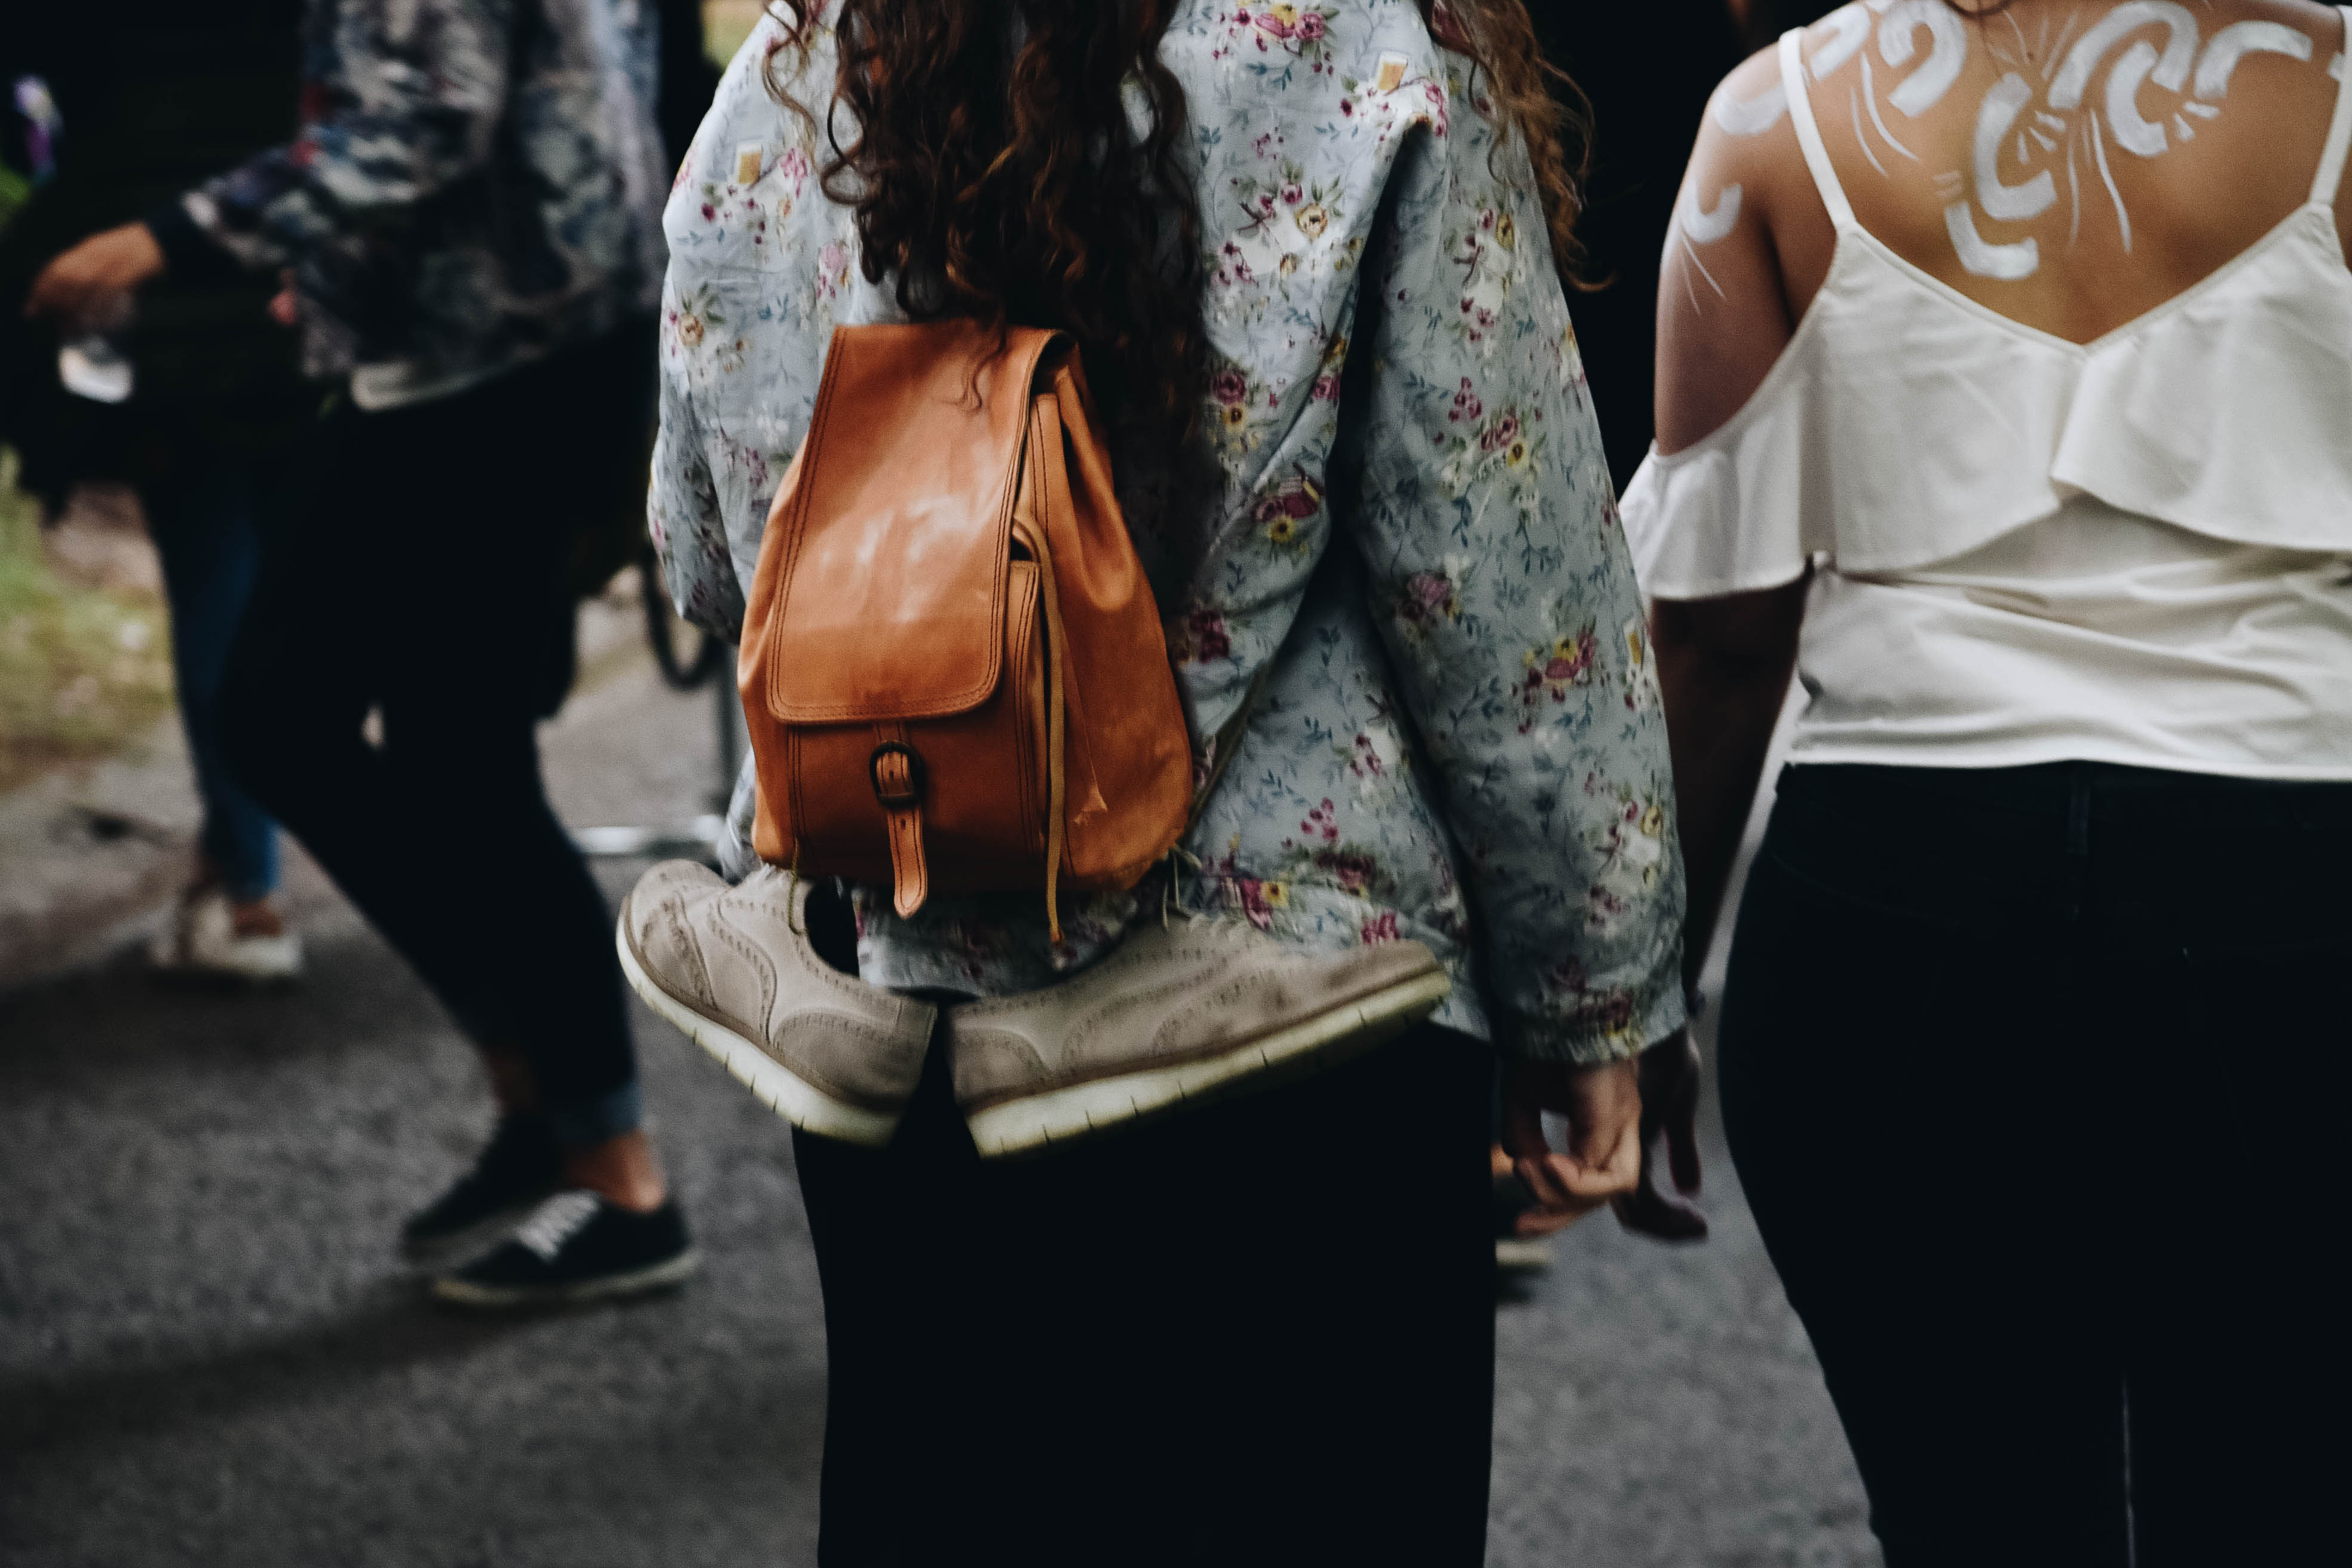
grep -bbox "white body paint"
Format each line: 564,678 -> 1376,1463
2194,21 -> 2314,99
2050,2 -> 2199,110
1945,201 -> 2040,278
2106,41 -> 2172,155
2090,109 -> 2133,250
1682,182 -> 1744,244
1812,4 -> 1873,79
1713,81 -> 1789,137
1879,0 -> 1970,115
1860,53 -> 1919,160
1715,2 -> 2332,298
1977,73 -> 2059,220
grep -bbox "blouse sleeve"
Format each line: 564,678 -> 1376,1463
1616,358 -> 1824,601
1336,108 -> 1688,1065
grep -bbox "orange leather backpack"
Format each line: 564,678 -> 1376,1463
737,320 -> 1193,938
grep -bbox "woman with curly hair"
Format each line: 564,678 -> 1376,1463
647,2 -> 1692,1558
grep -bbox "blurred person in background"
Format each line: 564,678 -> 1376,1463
1629,0 -> 2352,1559
24,0 -> 696,1307
1,2 -> 308,981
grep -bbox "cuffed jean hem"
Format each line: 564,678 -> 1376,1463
544,1082 -> 644,1148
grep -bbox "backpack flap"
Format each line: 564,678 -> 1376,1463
765,321 -> 1056,724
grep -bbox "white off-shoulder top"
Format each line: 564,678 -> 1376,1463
1619,17 -> 2352,780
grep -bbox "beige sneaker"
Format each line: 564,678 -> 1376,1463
615,862 -> 936,1146
948,918 -> 1451,1157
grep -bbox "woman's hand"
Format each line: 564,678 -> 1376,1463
1500,1058 -> 1642,1236
1613,1032 -> 1708,1242
24,223 -> 166,321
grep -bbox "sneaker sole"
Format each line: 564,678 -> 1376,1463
962,967 -> 1453,1158
429,1247 -> 703,1310
614,908 -> 902,1149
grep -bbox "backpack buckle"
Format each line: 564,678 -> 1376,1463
869,741 -> 926,808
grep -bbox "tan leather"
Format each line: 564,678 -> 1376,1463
740,321 -> 1192,935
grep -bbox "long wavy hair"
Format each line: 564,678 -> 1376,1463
765,1 -> 1585,453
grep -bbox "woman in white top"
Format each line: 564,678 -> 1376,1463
1622,1 -> 2352,1561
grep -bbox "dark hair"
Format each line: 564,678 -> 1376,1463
764,1 -> 1587,451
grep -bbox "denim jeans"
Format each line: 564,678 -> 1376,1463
1719,761 -> 2350,1568
145,455 -> 284,902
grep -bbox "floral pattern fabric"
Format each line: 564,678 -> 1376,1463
653,0 -> 1686,1064
178,0 -> 668,403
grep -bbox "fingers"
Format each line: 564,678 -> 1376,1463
1612,1178 -> 1709,1242
1662,1037 -> 1704,1196
1513,1189 -> 1602,1237
1613,1117 -> 1709,1242
1554,1061 -> 1642,1195
1615,1036 -> 1708,1241
1665,1097 -> 1704,1196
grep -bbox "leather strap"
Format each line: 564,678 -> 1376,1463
1024,398 -> 1071,944
871,724 -> 929,918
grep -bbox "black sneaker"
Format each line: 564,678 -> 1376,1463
400,1114 -> 562,1269
430,1191 -> 699,1308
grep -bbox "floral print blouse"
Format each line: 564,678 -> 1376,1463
651,0 -> 1686,1064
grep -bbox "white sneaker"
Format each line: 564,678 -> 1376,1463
149,887 -> 304,982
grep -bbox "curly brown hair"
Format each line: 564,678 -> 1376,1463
764,1 -> 1585,451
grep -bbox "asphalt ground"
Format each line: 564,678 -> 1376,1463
0,644 -> 1878,1567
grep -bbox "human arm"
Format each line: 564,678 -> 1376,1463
648,305 -> 748,642
1646,42 -> 1823,983
1652,583 -> 1804,987
164,0 -> 515,278
1333,112 -> 1688,1214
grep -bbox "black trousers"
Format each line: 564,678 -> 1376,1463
792,1023 -> 1498,1566
1719,762 -> 2350,1568
220,333 -> 653,1145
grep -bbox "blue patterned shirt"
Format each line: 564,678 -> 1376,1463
653,1 -> 1686,1064
169,0 -> 667,407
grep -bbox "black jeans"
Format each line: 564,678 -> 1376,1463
792,1023 -> 1497,1567
220,333 -> 653,1145
1719,762 -> 2350,1567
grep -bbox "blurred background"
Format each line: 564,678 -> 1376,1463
0,3 -> 1873,1564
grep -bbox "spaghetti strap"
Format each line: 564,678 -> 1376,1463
2314,8 -> 2352,204
1778,28 -> 1855,230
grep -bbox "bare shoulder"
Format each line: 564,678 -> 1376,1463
1686,35 -> 1838,240
1658,44 -> 1823,452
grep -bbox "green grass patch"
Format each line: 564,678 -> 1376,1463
0,450 -> 175,793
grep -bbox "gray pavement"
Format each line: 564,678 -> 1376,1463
0,636 -> 1878,1567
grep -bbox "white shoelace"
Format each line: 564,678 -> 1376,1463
513,1190 -> 602,1261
